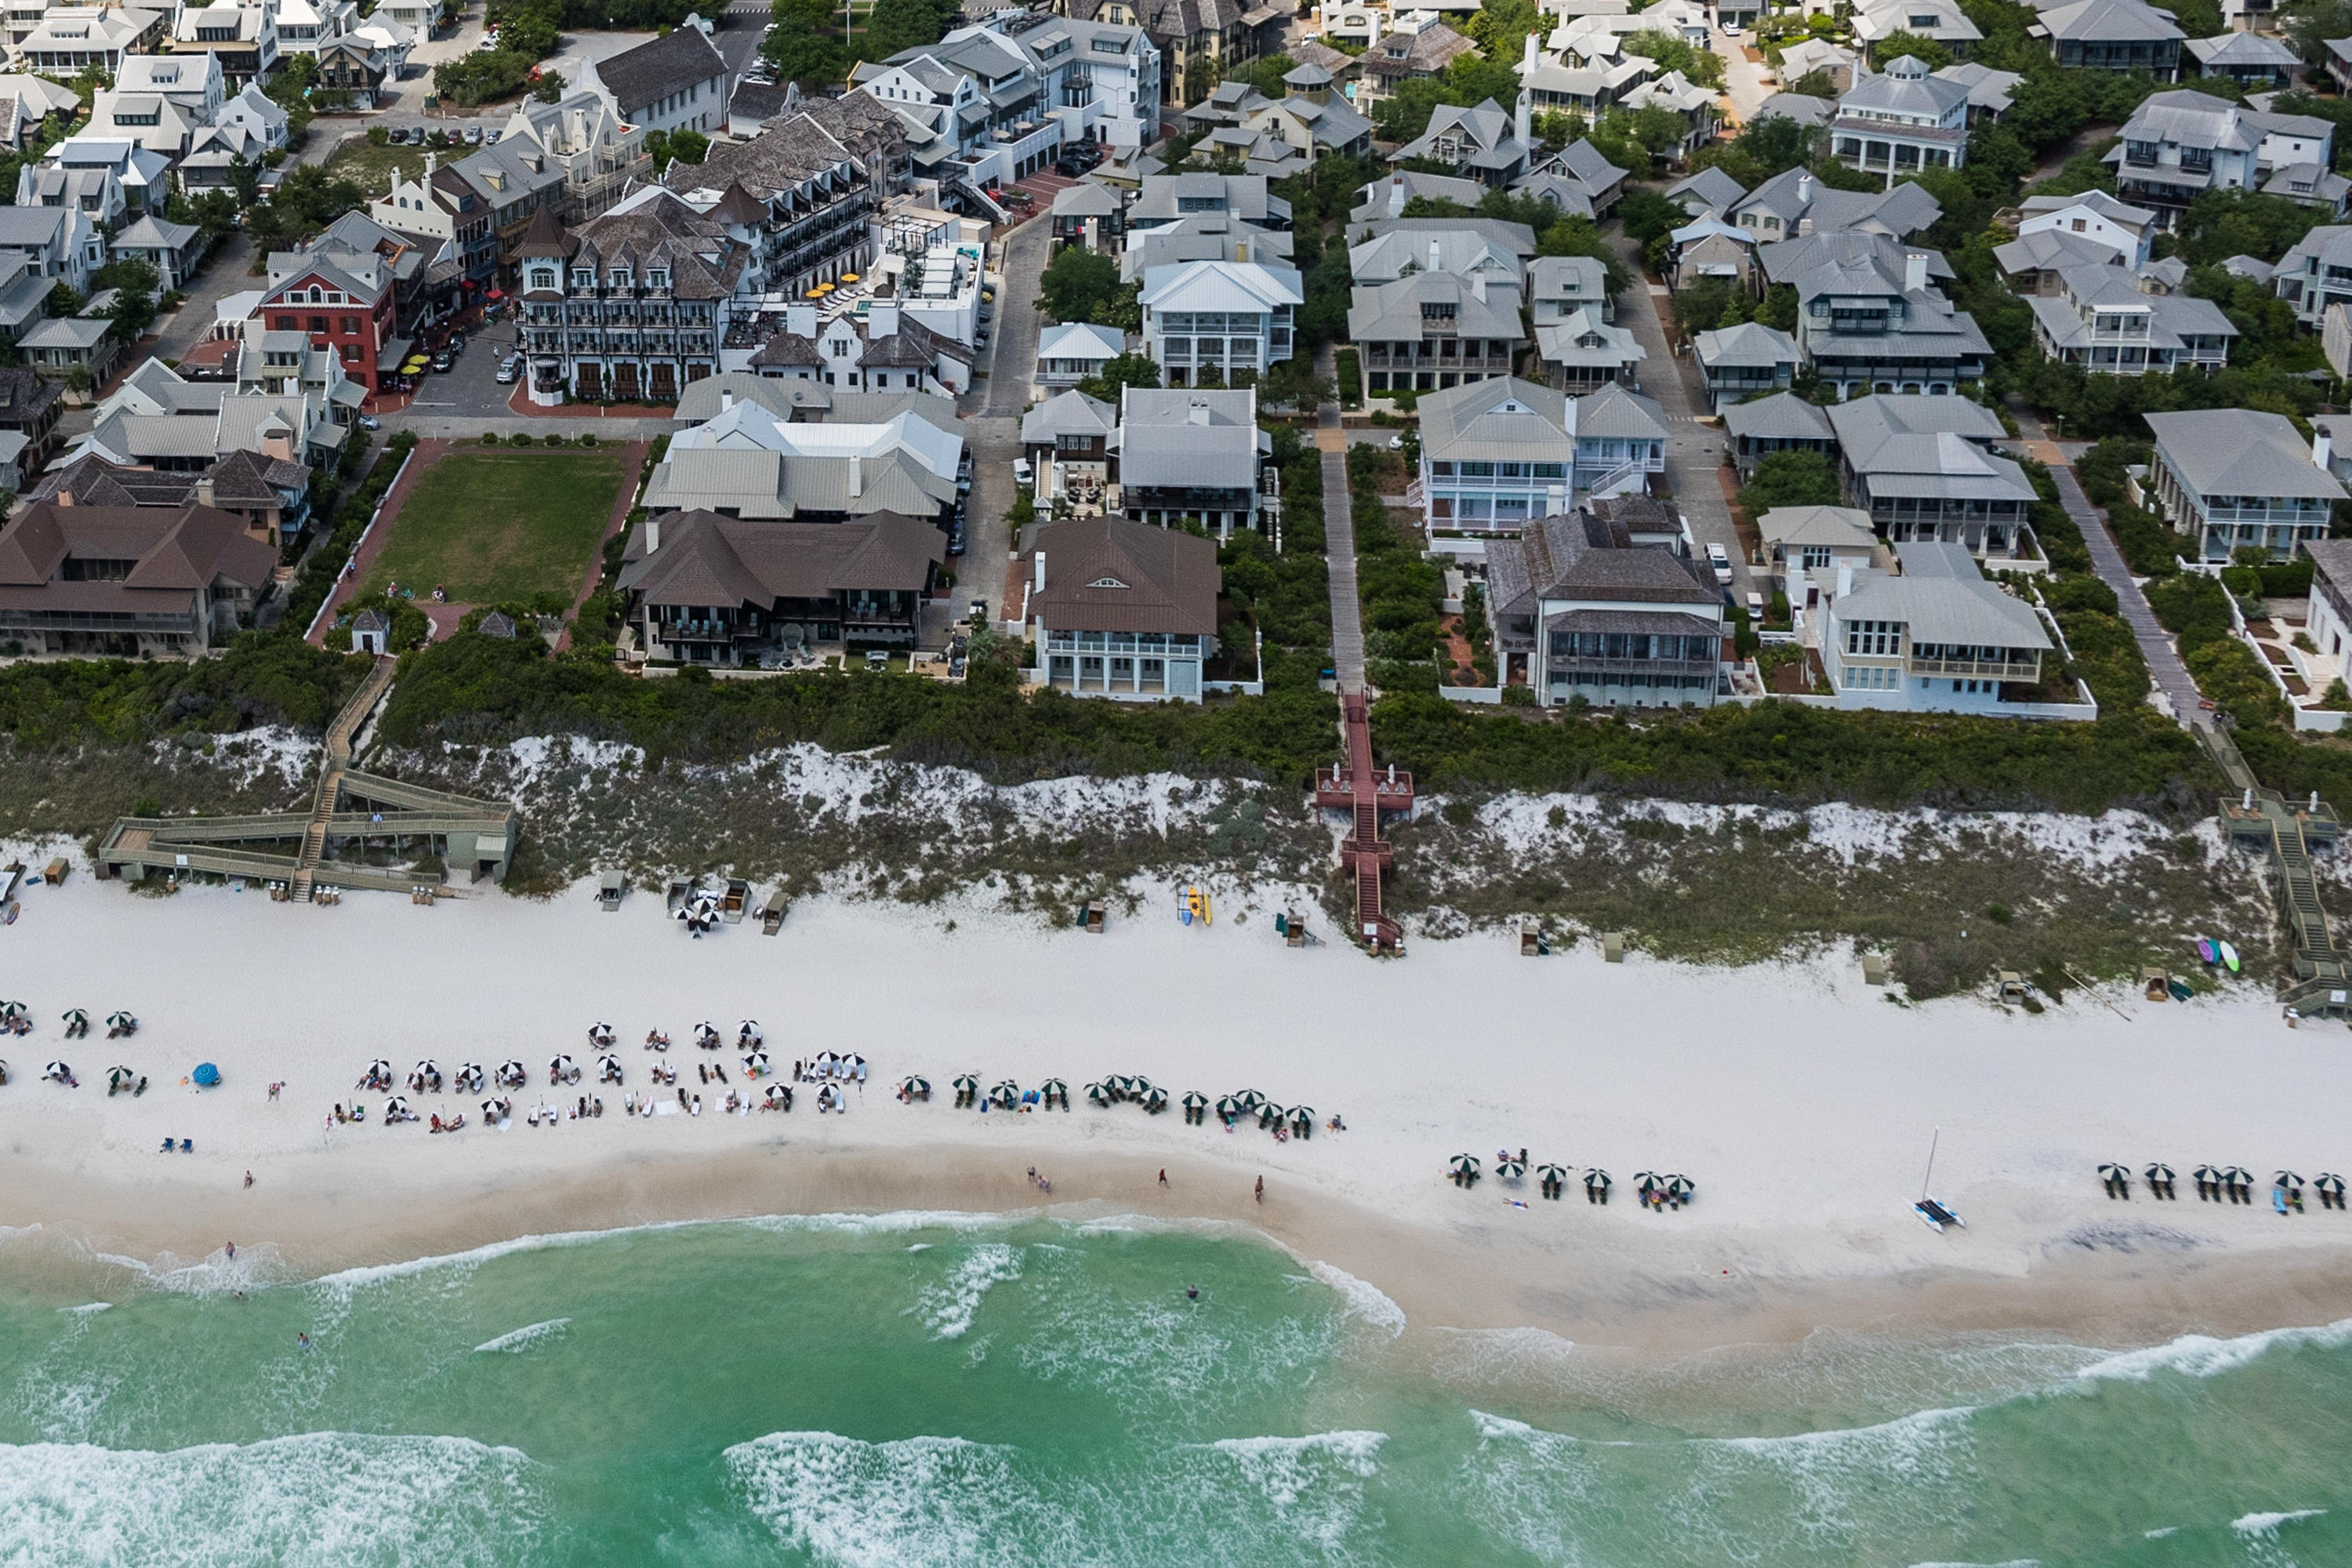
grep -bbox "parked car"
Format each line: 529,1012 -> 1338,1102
495,363 -> 515,383
1745,590 -> 1766,619
431,351 -> 453,372
1706,541 -> 1733,586
1012,456 -> 1032,485
948,530 -> 966,557
485,128 -> 503,144
358,415 -> 381,431
464,125 -> 483,144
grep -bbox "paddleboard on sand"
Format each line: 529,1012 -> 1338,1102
2195,938 -> 2220,966
2220,941 -> 2241,974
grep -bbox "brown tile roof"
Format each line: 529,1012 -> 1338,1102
595,24 -> 726,114
615,508 -> 942,608
1027,515 -> 1220,636
0,499 -> 277,615
572,192 -> 748,301
684,93 -> 906,205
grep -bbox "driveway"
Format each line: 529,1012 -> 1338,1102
1708,30 -> 1775,129
1610,233 -> 1755,602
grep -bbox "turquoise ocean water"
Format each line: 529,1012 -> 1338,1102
0,1214 -> 2346,1566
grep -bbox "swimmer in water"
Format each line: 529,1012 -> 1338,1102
297,1332 -> 312,1350
1185,1284 -> 1200,1301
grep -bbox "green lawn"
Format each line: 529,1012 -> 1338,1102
361,448 -> 630,608
322,137 -> 432,199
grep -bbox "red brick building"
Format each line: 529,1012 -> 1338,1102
257,248 -> 398,393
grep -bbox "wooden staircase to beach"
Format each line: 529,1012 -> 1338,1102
2201,724 -> 2352,1014
292,655 -> 395,902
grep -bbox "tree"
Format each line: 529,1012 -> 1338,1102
1620,30 -> 1726,89
1872,31 -> 1953,69
91,257 -> 160,343
1259,355 -> 1335,410
1786,68 -> 1836,99
1238,52 -> 1295,98
1077,353 -> 1160,401
764,0 -> 847,84
1737,450 -> 1842,515
1038,245 -> 1123,324
645,128 -> 710,166
2285,0 -> 2352,67
1693,112 -> 1817,188
862,0 -> 953,60
1619,188 -> 1688,249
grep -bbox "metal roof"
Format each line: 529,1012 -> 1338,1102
2144,408 -> 2348,501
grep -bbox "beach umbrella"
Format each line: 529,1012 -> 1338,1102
744,1051 -> 770,1076
2194,1163 -> 2221,1186
1143,1087 -> 1168,1111
1040,1076 -> 1067,1099
498,1060 -> 526,1087
416,1058 -> 441,1079
739,1020 -> 762,1043
2144,1163 -> 2175,1184
1289,1105 -> 1314,1129
847,1054 -> 868,1080
550,1054 -> 576,1080
1183,1091 -> 1207,1111
105,1011 -> 136,1035
1087,1080 -> 1110,1106
598,1054 -> 622,1082
386,1095 -> 408,1116
1131,1076 -> 1158,1099
953,1072 -> 978,1094
62,1007 -> 87,1029
1667,1174 -> 1695,1198
1585,1167 -> 1611,1188
1258,1102 -> 1286,1129
1105,1074 -> 1133,1098
1633,1171 -> 1661,1194
990,1079 -> 1020,1106
902,1075 -> 930,1097
2275,1170 -> 2306,1189
1214,1094 -> 1242,1118
695,1023 -> 719,1048
2228,1165 -> 2256,1186
2097,1161 -> 2130,1183
0,1060 -> 9,1084
456,1063 -> 484,1091
1496,1155 -> 1526,1179
1537,1163 -> 1570,1186
106,1065 -> 133,1089
588,1022 -> 613,1044
2319,1174 -> 2347,1194
1448,1153 -> 1481,1179
1,1002 -> 25,1020
42,1061 -> 69,1081
1236,1089 -> 1267,1112
191,1062 -> 220,1087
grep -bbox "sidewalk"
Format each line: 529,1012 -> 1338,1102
306,438 -> 448,646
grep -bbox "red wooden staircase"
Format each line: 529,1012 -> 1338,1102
1314,693 -> 1412,953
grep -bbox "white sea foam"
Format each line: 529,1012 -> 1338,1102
2072,1319 -> 2352,1385
57,1304 -> 109,1316
727,1431 -> 1047,1568
470,1317 -> 571,1355
0,1431 -> 543,1566
2233,1508 -> 2327,1536
912,1243 -> 1022,1340
1207,1430 -> 1385,1505
1306,1261 -> 1406,1338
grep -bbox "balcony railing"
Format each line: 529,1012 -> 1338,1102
1906,655 -> 2041,678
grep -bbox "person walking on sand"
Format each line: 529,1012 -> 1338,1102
1159,1169 -> 1168,1187
1254,1175 -> 1264,1204
244,1171 -> 254,1189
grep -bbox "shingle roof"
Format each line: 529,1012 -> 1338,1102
1027,514 -> 1220,636
1417,376 -> 1573,461
1485,510 -> 1717,617
617,508 -> 942,606
2144,408 -> 2347,500
594,24 -> 725,112
1832,541 -> 2050,649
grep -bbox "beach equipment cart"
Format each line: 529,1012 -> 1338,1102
761,888 -> 789,935
598,871 -> 625,911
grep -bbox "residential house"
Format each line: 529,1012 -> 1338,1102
1020,387 -> 1117,505
1355,13 -> 1477,109
0,365 -> 62,473
1770,233 -> 1990,396
1113,385 -> 1271,535
1132,0 -> 1276,107
2143,408 -> 2348,561
1414,376 -> 1576,542
2296,535 -> 2352,670
1515,43 -> 1651,132
172,0 -> 279,88
1389,99 -> 1533,187
1051,181 -> 1123,250
615,508 -> 943,662
2030,0 -> 2183,77
1691,321 -> 1801,411
0,204 -> 95,292
2328,38 -> 2352,96
17,293 -> 121,384
316,34 -> 397,107
273,0 -> 356,56
1848,0 -> 1981,63
742,289 -> 978,396
2027,262 -> 2238,375
1036,319 -> 1123,387
87,85 -> 203,158
1351,168 -> 1485,223
177,122 -> 276,195
1572,381 -> 1667,496
1347,264 -> 1524,397
1830,54 -> 1972,182
1236,78 -> 1373,169
1994,227 -> 2131,294
1348,224 -> 1523,286
1119,213 -> 1293,281
1721,389 -> 1835,476
29,137 -> 170,223
1664,165 -> 1745,219
1728,167 -> 1941,243
215,83 -> 291,150
18,6 -> 163,74
1669,220 -> 1760,292
0,498 -> 278,656
1616,70 -> 1719,158
76,342 -> 359,470
2274,224 -> 2352,325
579,17 -> 731,139
644,392 -> 964,522
2266,160 -> 2352,216
1817,542 -> 2060,713
671,92 -> 908,303
1138,258 -> 1301,386
2013,190 -> 2158,266
0,74 -> 86,141
2187,30 -> 2299,88
1758,503 -> 1878,597
28,446 -> 312,546
1774,35 -> 1859,92
1528,255 -> 1610,324
2104,90 -> 2263,227
1480,506 -> 1726,705
110,213 -> 202,289
725,79 -> 792,138
1937,61 -> 2020,122
1825,394 -> 2038,563
1128,171 -> 1290,231
1537,309 -> 1644,394
1752,93 -> 1831,130
1021,514 -> 1221,701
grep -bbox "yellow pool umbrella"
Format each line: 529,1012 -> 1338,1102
840,272 -> 858,282
804,288 -> 824,298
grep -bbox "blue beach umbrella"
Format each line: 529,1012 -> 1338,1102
191,1062 -> 220,1087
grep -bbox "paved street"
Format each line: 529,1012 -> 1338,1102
1610,234 -> 1755,603
1707,31 -> 1774,129
956,212 -> 1053,628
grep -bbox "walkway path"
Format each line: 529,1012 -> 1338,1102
1316,359 -> 1364,691
2005,401 -> 2200,725
307,439 -> 445,645
554,440 -> 649,651
292,656 -> 396,902
1611,234 -> 1754,601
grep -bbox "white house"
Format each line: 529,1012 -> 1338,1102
1829,54 -> 1971,183
2013,190 -> 2158,266
216,84 -> 290,152
1137,259 -> 1301,387
1415,376 -> 1577,546
1817,542 -> 2064,715
2143,408 -> 2348,562
577,17 -> 731,139
1035,319 -> 1122,387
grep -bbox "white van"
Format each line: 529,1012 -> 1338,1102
1706,541 -> 1733,586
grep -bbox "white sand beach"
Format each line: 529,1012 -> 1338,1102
2,851 -> 2348,1348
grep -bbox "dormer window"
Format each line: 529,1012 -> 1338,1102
647,268 -> 668,289
571,267 -> 593,289
611,268 -> 630,288
1087,575 -> 1130,589
528,267 -> 556,290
